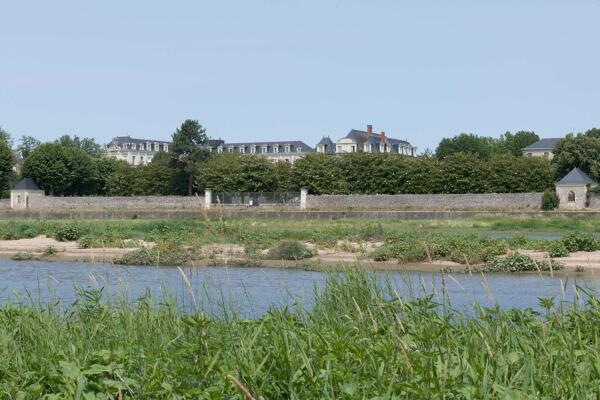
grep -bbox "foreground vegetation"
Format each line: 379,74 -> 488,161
1,271 -> 600,398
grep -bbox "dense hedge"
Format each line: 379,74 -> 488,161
195,152 -> 555,195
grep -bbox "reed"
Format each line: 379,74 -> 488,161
1,270 -> 600,398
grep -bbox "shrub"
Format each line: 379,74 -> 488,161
42,245 -> 58,256
481,252 -> 562,273
561,232 -> 598,252
54,223 -> 87,241
114,247 -> 189,266
11,252 -> 35,261
370,244 -> 393,262
267,241 -> 315,260
547,241 -> 569,258
541,189 -> 559,210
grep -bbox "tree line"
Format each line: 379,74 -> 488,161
0,122 -> 598,197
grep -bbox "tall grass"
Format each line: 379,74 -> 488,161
2,271 -> 600,398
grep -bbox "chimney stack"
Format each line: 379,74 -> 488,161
367,124 -> 373,137
380,131 -> 386,140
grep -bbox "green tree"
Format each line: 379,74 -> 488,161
17,135 -> 41,159
292,153 -> 347,194
170,120 -> 209,195
104,160 -> 139,196
498,131 -> 540,156
0,126 -> 12,147
435,133 -> 497,160
22,143 -> 98,195
553,129 -> 600,181
139,152 -> 186,195
0,135 -> 15,197
55,135 -> 104,157
195,153 -> 279,193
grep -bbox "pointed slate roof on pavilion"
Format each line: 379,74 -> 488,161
11,178 -> 41,191
556,167 -> 597,186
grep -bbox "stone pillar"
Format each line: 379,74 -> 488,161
205,189 -> 212,209
300,188 -> 308,210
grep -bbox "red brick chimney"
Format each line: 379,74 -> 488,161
367,124 -> 373,137
380,131 -> 385,140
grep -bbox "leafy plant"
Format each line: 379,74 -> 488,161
541,189 -> 560,210
547,241 -> 569,258
481,252 -> 562,273
266,241 -> 315,260
561,232 -> 598,252
54,223 -> 87,241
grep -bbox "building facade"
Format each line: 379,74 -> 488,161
104,136 -> 171,165
522,138 -> 561,160
316,125 -> 417,156
205,139 -> 313,163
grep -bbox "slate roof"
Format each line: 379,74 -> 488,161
556,167 -> 597,185
318,136 -> 335,146
211,140 -> 314,154
109,136 -> 172,146
523,138 -> 562,151
12,178 -> 41,191
343,129 -> 413,147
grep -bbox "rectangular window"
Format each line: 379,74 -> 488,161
228,146 -> 234,152
544,152 -> 549,159
250,146 -> 256,154
273,145 -> 279,153
337,145 -> 342,152
217,146 -> 223,153
284,145 -> 290,153
297,147 -> 302,153
240,146 -> 245,154
262,145 -> 268,153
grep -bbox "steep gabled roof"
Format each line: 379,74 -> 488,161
343,129 -> 370,143
318,136 -> 335,146
556,167 -> 597,185
523,138 -> 562,151
12,178 -> 41,191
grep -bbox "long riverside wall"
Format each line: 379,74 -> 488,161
306,193 -> 544,210
27,196 -> 204,210
1,209 -> 599,221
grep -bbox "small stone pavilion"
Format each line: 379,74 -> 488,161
10,178 -> 45,209
555,167 -> 597,210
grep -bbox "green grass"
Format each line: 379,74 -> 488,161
2,271 -> 600,398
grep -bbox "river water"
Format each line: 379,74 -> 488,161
1,260 -> 599,316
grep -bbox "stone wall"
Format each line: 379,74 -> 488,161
27,196 -> 204,210
306,193 -> 543,210
588,193 -> 600,209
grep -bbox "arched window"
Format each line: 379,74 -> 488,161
568,191 -> 576,202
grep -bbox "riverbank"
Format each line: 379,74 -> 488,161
1,233 -> 599,276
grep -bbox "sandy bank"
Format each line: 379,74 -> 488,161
0,236 -> 597,276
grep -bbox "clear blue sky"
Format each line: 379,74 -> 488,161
1,1 -> 599,152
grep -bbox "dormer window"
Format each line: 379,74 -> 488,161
250,145 -> 256,154
228,146 -> 234,152
284,145 -> 290,153
297,147 -> 302,153
240,146 -> 245,154
273,145 -> 279,153
217,146 -> 223,153
262,145 -> 268,153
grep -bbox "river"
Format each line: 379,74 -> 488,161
1,260 -> 599,316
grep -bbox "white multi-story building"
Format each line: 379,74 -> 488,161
104,136 -> 171,165
205,139 -> 313,164
316,125 -> 417,157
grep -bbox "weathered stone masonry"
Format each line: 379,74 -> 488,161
306,193 -> 544,210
